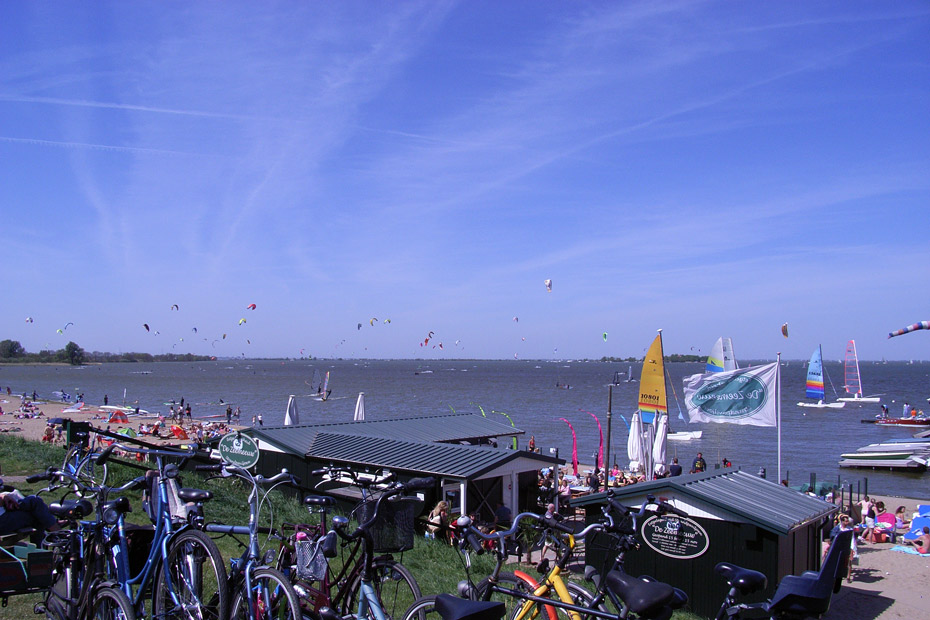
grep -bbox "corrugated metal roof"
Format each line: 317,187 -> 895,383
252,413 -> 522,447
571,470 -> 837,535
303,432 -> 557,479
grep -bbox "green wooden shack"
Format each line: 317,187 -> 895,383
571,470 -> 838,619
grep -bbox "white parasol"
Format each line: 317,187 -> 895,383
284,394 -> 299,426
653,412 -> 668,477
354,392 -> 366,421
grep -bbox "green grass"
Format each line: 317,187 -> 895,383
0,436 -> 705,619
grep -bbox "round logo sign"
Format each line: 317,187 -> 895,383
688,372 -> 768,420
641,515 -> 709,560
218,433 -> 260,469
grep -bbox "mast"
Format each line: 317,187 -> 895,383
844,340 -> 862,396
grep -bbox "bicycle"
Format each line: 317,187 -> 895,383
275,468 -> 422,620
61,428 -> 108,497
311,476 -> 433,620
26,467 -> 136,620
96,443 -> 229,620
193,461 -> 303,620
401,510 -> 601,620
403,494 -> 689,620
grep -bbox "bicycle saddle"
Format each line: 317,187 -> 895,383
49,499 -> 94,520
604,571 -> 675,616
715,562 -> 767,595
102,496 -> 132,515
435,593 -> 506,620
304,495 -> 336,506
177,488 -> 213,503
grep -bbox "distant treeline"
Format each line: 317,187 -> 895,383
600,354 -> 704,363
0,339 -> 213,365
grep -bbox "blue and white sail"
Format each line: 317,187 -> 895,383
805,346 -> 825,400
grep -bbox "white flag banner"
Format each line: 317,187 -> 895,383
683,362 -> 778,427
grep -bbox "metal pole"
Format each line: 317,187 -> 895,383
605,385 -> 613,476
777,352 -> 782,482
551,447 -> 560,513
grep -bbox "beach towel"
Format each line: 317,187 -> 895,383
890,545 -> 930,556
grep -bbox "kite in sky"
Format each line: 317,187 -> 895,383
247,303 -> 257,310
239,318 -> 247,326
171,304 -> 179,311
888,321 -> 929,338
544,279 -> 552,293
781,323 -> 789,338
143,324 -> 150,332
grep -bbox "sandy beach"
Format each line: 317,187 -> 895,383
0,395 -> 243,447
1,396 -> 928,618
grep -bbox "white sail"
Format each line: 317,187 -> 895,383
706,337 -> 739,373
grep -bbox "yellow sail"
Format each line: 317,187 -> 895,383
638,333 -> 667,415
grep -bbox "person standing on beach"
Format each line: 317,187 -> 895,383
186,404 -> 192,422
669,458 -> 682,476
257,414 -> 263,426
691,452 -> 706,473
234,406 -> 241,423
104,394 -> 108,406
226,405 -> 232,424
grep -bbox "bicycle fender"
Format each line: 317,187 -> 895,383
512,570 -> 558,620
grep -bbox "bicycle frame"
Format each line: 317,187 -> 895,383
105,448 -> 198,617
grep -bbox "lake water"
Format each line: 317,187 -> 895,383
1,359 -> 928,498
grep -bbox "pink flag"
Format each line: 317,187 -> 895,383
583,410 -> 604,470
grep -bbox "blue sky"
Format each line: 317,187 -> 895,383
2,1 -> 928,361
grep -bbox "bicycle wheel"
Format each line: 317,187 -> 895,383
343,557 -> 421,620
230,567 -> 302,620
401,595 -> 439,620
153,529 -> 229,620
475,572 -> 554,620
91,585 -> 137,620
76,452 -> 108,493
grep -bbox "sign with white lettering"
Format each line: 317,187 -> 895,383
641,514 -> 709,559
217,433 -> 260,469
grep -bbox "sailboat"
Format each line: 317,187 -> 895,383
609,365 -> 638,385
797,346 -> 845,409
706,337 -> 738,373
639,332 -> 701,440
837,340 -> 881,403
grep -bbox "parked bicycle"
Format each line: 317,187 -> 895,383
96,443 -> 229,620
27,467 -> 136,620
193,461 -> 303,620
402,493 -> 688,620
310,475 -> 434,620
275,467 -> 422,620
60,428 -> 108,497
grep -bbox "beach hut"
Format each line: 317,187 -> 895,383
246,413 -> 559,522
572,470 -> 838,619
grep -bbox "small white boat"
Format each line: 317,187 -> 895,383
667,431 -> 702,441
797,400 -> 846,409
839,450 -> 929,470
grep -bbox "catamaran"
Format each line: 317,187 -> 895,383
639,332 -> 701,440
837,340 -> 881,403
797,345 -> 845,409
706,337 -> 738,373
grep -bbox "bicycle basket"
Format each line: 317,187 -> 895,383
353,496 -> 424,552
295,539 -> 329,582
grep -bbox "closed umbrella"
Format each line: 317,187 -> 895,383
627,411 -> 645,473
354,392 -> 366,421
284,395 -> 299,426
653,412 -> 668,477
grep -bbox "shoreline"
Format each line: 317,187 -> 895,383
1,399 -> 928,618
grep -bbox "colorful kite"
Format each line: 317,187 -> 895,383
781,323 -> 789,338
888,321 -> 930,338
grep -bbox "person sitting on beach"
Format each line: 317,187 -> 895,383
828,514 -> 858,582
914,526 -> 930,554
894,506 -> 911,529
874,501 -> 896,543
42,425 -> 55,443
